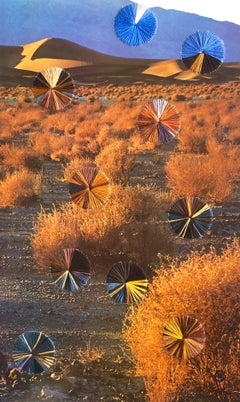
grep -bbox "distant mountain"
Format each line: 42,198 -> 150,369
0,0 -> 240,61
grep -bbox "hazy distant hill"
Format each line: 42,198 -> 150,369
0,0 -> 240,61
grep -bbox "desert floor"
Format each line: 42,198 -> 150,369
0,82 -> 240,401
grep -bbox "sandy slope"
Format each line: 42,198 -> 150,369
14,38 -> 92,72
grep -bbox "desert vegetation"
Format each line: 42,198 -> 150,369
123,239 -> 240,401
0,82 -> 240,400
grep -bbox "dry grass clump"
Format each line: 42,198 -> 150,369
0,170 -> 41,206
95,140 -> 136,184
165,146 -> 240,203
123,240 -> 240,401
176,98 -> 240,153
32,184 -> 174,268
0,143 -> 42,170
77,339 -> 105,364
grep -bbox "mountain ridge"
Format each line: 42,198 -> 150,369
0,1 -> 239,61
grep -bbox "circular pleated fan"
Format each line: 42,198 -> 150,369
68,166 -> 110,209
181,31 -> 225,74
106,261 -> 148,304
51,248 -> 91,293
168,196 -> 213,239
137,98 -> 181,145
114,4 -> 157,46
162,315 -> 206,359
33,67 -> 75,111
12,331 -> 55,374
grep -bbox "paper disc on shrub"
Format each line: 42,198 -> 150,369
106,261 -> 148,304
162,315 -> 206,359
137,98 -> 181,145
181,31 -> 225,74
51,248 -> 91,293
68,166 -> 110,209
33,67 -> 75,111
114,4 -> 157,46
12,331 -> 55,374
168,196 -> 213,239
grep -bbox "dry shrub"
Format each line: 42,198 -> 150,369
165,148 -> 240,203
0,144 -> 42,170
176,99 -> 240,154
0,170 -> 41,206
95,140 -> 136,184
123,240 -> 240,401
0,117 -> 13,142
77,339 -> 105,364
32,184 -> 174,268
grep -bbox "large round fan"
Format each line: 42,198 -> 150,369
33,67 -> 75,111
51,248 -> 91,293
168,196 -> 213,239
181,31 -> 225,74
106,261 -> 148,304
137,98 -> 181,145
68,166 -> 110,209
12,331 -> 55,374
114,4 -> 157,46
162,315 -> 206,359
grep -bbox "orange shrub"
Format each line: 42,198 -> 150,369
165,148 -> 240,203
123,240 -> 240,401
31,184 -> 174,268
0,144 -> 42,171
95,139 -> 136,184
0,169 -> 41,206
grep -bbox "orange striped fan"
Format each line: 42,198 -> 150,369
68,166 -> 110,209
33,67 -> 75,111
162,315 -> 206,359
137,98 -> 181,145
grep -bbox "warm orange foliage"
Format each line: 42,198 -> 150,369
123,240 -> 240,401
165,145 -> 240,203
176,98 -> 240,154
0,143 -> 42,170
31,184 -> 174,268
0,169 -> 41,206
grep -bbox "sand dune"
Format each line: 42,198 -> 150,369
143,59 -> 202,81
1,38 -> 240,85
143,59 -> 240,81
14,38 -> 92,72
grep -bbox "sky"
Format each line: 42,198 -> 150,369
130,0 -> 240,25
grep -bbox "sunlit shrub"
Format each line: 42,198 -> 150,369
165,148 -> 239,203
0,169 -> 41,206
123,240 -> 240,401
31,184 -> 174,268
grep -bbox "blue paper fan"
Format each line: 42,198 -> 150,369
114,4 -> 157,46
181,31 -> 225,74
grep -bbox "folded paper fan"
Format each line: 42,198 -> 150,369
68,166 -> 110,209
33,67 -> 75,111
137,98 -> 181,145
107,261 -> 148,304
12,331 -> 55,374
168,196 -> 213,239
51,248 -> 91,293
114,4 -> 157,46
162,315 -> 206,359
181,31 -> 225,74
